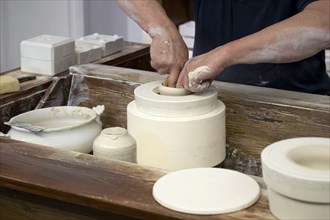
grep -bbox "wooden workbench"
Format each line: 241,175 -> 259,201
1,137 -> 275,220
1,46 -> 329,219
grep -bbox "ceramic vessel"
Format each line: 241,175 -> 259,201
158,84 -> 191,96
93,127 -> 136,163
6,105 -> 104,153
127,81 -> 226,171
261,137 -> 330,220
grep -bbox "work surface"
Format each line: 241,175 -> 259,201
1,60 -> 329,219
0,138 -> 276,220
69,64 -> 330,176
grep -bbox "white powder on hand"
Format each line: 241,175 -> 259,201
187,66 -> 211,93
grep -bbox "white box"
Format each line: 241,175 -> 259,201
182,36 -> 195,49
77,33 -> 124,57
179,21 -> 195,38
75,41 -> 103,65
20,34 -> 75,75
326,50 -> 330,73
21,34 -> 75,60
21,54 -> 76,76
188,49 -> 193,59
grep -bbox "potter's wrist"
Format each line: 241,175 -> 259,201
148,22 -> 177,39
211,44 -> 234,72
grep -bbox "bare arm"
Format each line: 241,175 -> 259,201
116,0 -> 171,34
116,0 -> 188,87
224,0 -> 330,66
178,0 -> 330,90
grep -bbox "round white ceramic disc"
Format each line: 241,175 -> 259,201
153,168 -> 260,215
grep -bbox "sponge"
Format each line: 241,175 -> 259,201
0,75 -> 20,95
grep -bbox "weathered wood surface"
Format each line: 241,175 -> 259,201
69,64 -> 167,128
0,70 -> 53,133
215,81 -> 330,174
35,74 -> 73,109
0,42 -> 152,134
94,42 -> 153,72
0,137 -> 275,220
69,64 -> 330,176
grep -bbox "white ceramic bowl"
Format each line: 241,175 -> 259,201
6,105 -> 104,153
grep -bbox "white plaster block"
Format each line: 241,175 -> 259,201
75,41 -> 102,65
20,34 -> 75,61
77,33 -> 124,57
21,53 -> 76,75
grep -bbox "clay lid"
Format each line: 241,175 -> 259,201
153,168 -> 260,215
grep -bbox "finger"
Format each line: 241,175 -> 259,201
176,73 -> 184,88
156,66 -> 170,75
183,68 -> 191,90
150,60 -> 159,71
189,80 -> 211,93
176,66 -> 187,88
167,66 -> 181,87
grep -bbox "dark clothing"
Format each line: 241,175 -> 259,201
193,0 -> 330,95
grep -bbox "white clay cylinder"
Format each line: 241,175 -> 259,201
127,81 -> 226,171
93,127 -> 137,163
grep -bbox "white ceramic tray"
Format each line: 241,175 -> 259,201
153,168 -> 260,215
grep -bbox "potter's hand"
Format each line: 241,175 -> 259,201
177,52 -> 225,92
149,29 -> 188,87
115,0 -> 188,87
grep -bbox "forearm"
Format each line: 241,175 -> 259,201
116,0 -> 188,86
218,0 -> 330,69
115,0 -> 177,38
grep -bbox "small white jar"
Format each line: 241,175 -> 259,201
93,127 -> 136,163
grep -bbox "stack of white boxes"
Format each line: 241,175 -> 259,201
75,41 -> 103,65
179,21 -> 195,58
21,35 -> 75,75
76,33 -> 124,58
20,33 -> 125,74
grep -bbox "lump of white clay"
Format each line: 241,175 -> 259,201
187,66 -> 211,93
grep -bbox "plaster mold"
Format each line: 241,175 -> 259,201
77,33 -> 123,57
127,81 -> 226,171
75,41 -> 102,64
20,35 -> 75,75
261,137 -> 330,220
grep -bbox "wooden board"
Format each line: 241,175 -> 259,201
0,70 -> 53,133
0,137 -> 276,220
94,42 -> 153,72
